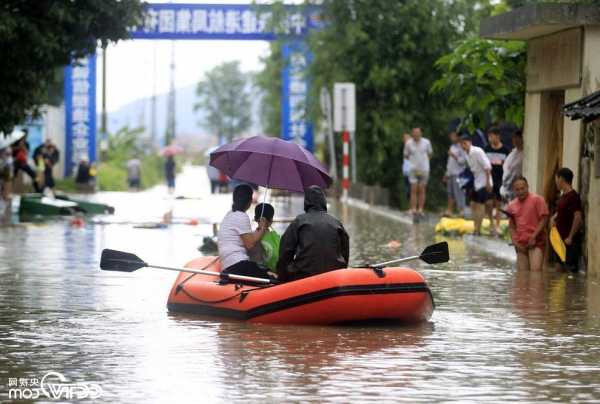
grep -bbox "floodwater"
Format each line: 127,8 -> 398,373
1,166 -> 599,403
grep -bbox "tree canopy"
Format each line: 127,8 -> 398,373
255,41 -> 283,138
431,37 -> 527,130
269,0 -> 493,207
0,1 -> 143,133
194,61 -> 252,143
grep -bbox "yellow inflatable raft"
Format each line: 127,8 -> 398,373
435,217 -> 509,239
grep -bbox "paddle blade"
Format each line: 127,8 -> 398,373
100,249 -> 147,272
420,242 -> 449,264
550,226 -> 566,263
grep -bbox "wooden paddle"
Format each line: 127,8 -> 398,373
100,249 -> 276,285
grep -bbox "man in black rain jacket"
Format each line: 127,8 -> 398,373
276,186 -> 349,282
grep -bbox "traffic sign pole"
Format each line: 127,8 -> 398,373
342,130 -> 350,201
334,83 -> 356,203
320,87 -> 337,180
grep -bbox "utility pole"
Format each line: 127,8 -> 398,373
151,43 -> 157,147
166,40 -> 176,144
100,43 -> 108,161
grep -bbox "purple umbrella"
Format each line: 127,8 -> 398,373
209,136 -> 332,193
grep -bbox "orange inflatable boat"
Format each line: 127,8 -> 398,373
167,256 -> 434,325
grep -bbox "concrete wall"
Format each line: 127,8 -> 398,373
521,26 -> 600,275
523,92 -> 543,194
527,28 -> 582,92
523,91 -> 564,196
522,29 -> 582,196
581,26 -> 600,277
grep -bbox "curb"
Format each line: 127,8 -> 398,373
345,198 -> 516,264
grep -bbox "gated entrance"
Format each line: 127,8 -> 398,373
63,3 -> 319,175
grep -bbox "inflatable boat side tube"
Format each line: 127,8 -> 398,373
167,282 -> 433,320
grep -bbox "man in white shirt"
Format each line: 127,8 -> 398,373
402,133 -> 411,202
404,127 -> 433,217
126,158 -> 141,190
444,131 -> 467,217
501,130 -> 524,201
460,133 -> 494,235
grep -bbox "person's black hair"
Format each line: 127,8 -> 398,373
459,132 -> 471,141
556,167 -> 574,185
254,203 -> 274,221
512,129 -> 523,138
512,175 -> 528,187
232,184 -> 253,212
487,126 -> 500,136
447,117 -> 462,133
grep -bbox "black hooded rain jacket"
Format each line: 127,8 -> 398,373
276,186 -> 349,282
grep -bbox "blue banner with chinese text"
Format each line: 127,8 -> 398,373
64,54 -> 97,176
281,41 -> 313,152
129,3 -> 321,40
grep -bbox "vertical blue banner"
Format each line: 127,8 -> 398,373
64,54 -> 97,176
281,41 -> 313,152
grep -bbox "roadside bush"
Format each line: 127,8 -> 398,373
97,162 -> 128,191
95,126 -> 167,191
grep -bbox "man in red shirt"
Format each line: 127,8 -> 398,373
506,176 -> 549,272
553,167 -> 584,272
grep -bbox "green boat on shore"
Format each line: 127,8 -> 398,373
54,195 -> 115,215
18,194 -> 115,217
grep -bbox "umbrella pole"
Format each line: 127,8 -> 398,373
259,187 -> 269,219
259,155 -> 274,220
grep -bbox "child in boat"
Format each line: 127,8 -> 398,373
249,203 -> 280,274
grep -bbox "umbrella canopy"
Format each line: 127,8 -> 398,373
209,136 -> 332,193
161,144 -> 184,157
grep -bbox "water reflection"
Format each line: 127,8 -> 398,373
1,167 -> 600,402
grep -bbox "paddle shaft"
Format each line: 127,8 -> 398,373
149,264 -> 272,284
370,255 -> 420,268
420,269 -> 504,275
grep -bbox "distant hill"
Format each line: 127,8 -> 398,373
105,83 -> 264,146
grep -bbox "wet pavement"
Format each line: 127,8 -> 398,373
1,166 -> 599,403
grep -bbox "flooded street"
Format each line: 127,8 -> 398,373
1,166 -> 600,403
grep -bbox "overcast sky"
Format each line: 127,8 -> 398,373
98,0 -> 278,112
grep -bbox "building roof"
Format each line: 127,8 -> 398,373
563,90 -> 600,123
480,3 -> 600,41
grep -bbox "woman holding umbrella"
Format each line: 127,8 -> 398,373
218,184 -> 272,280
210,136 -> 334,281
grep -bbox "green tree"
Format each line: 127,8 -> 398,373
504,0 -> 597,7
431,37 -> 527,129
95,126 -> 165,191
0,0 -> 143,133
255,41 -> 283,137
194,61 -> 252,143
307,0 -> 492,208
253,1 -> 292,137
256,0 -> 499,208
